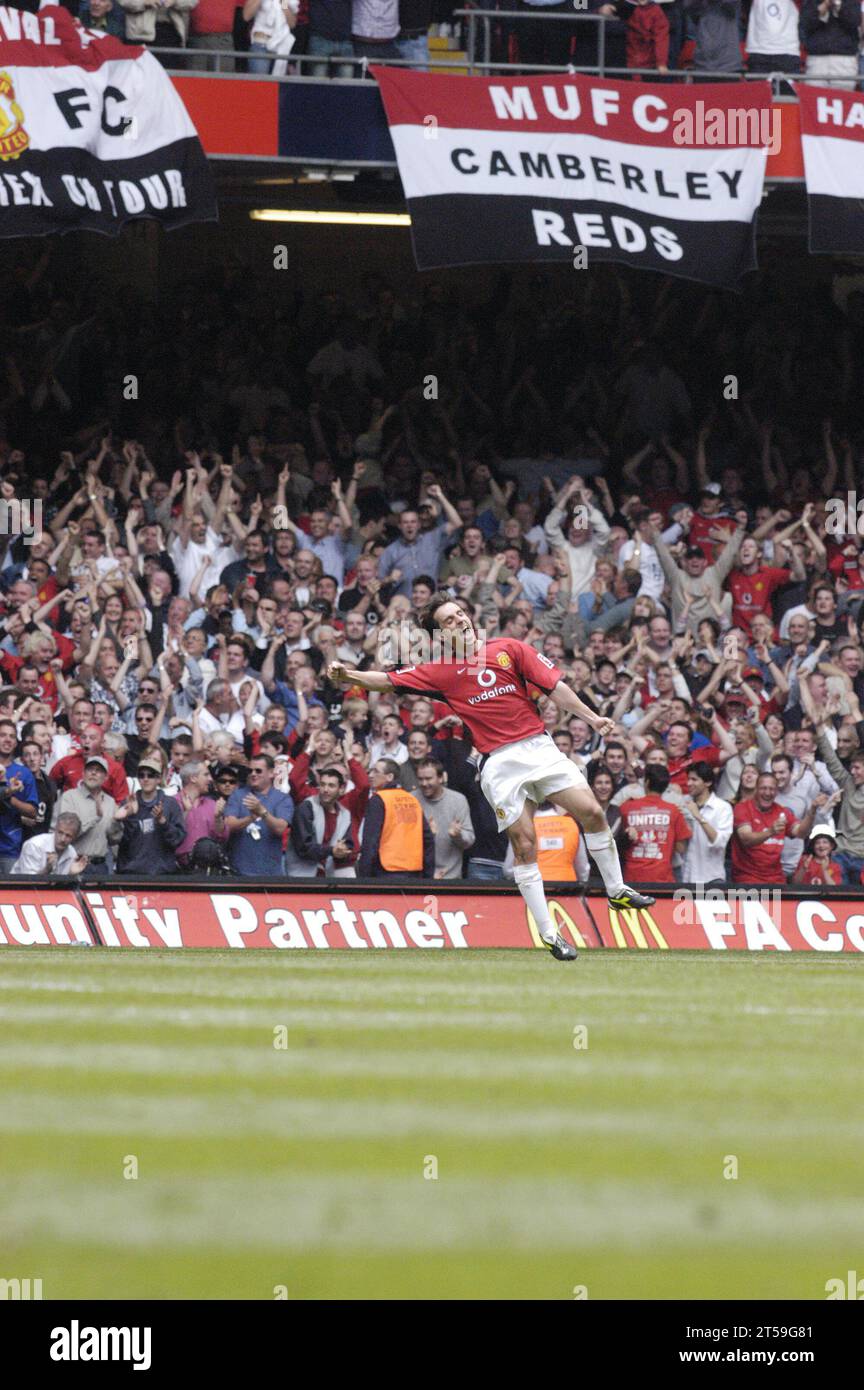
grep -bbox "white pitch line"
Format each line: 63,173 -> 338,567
2,1173 -> 862,1253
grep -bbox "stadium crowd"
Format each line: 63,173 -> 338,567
74,0 -> 864,88
1,246 -> 863,887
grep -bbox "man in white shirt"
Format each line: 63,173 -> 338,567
170,511 -> 223,596
197,680 -> 247,743
617,508 -> 666,600
367,712 -> 409,766
544,477 -> 610,598
680,762 -> 734,884
11,813 -> 86,875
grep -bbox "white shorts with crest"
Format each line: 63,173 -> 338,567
479,732 -> 588,830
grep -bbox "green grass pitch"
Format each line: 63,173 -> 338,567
1,949 -> 862,1300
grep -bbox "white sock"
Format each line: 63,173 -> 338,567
584,829 -> 625,897
513,862 -> 555,943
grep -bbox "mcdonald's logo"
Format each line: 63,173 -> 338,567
525,900 -> 588,950
607,907 -> 668,949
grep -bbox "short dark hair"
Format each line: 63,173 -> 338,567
319,766 -> 346,786
412,574 -> 436,592
587,760 -> 613,787
645,764 -> 671,794
688,760 -> 715,788
419,592 -> 468,637
375,758 -> 400,782
621,569 -> 642,597
260,732 -> 288,755
251,753 -> 274,772
416,757 -> 443,776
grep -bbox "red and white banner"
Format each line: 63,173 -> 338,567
1,886 -> 864,951
798,84 -> 864,255
0,4 -> 215,236
374,69 -> 771,288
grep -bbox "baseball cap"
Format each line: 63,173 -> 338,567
84,756 -> 108,773
684,545 -> 706,560
742,666 -> 763,680
137,758 -> 162,775
700,482 -> 722,497
694,648 -> 716,662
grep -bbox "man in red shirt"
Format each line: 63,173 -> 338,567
732,771 -> 820,884
727,535 -> 797,633
188,0 -> 238,71
50,723 -> 129,807
620,765 -> 691,883
665,719 -> 730,790
0,628 -> 75,713
686,484 -> 738,561
327,591 -> 655,962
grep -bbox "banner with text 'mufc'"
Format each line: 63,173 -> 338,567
0,2 -> 216,236
374,68 -> 770,289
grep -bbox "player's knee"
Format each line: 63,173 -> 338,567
511,826 -> 537,862
581,798 -> 607,834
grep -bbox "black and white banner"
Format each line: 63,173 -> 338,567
799,84 -> 864,256
374,69 -> 772,288
0,2 -> 215,237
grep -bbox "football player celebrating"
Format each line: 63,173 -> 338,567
327,592 -> 654,961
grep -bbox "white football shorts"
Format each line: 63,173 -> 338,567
479,732 -> 589,830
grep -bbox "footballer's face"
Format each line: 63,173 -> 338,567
434,601 -> 476,648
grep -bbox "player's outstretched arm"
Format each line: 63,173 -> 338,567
549,679 -> 615,738
327,661 -> 394,693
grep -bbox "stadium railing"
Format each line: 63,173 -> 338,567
147,39 -> 858,96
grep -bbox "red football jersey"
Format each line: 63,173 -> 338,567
731,799 -> 795,884
827,549 -> 864,592
619,794 -> 691,882
666,742 -> 722,791
687,512 -> 737,561
389,639 -> 561,754
49,752 -> 129,805
727,567 -> 790,631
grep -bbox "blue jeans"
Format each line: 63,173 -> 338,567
467,860 -> 507,882
834,851 -> 864,885
307,34 -> 355,77
248,42 -> 272,75
395,34 -> 429,71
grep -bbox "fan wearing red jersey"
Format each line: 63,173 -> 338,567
327,593 -> 655,962
731,771 -> 821,885
727,534 -> 799,634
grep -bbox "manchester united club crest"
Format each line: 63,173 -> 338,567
0,72 -> 28,162
496,652 -> 512,669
